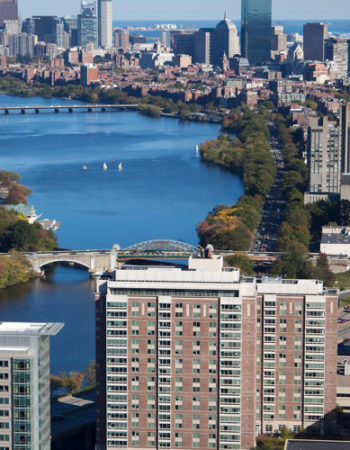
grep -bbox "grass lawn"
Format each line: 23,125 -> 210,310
335,272 -> 350,291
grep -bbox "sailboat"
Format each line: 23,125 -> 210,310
196,145 -> 200,154
118,163 -> 123,171
83,165 -> 87,170
103,162 -> 108,170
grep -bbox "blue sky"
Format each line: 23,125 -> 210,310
20,0 -> 349,20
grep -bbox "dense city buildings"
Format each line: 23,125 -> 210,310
98,0 -> 113,48
0,322 -> 63,450
303,23 -> 328,62
95,256 -> 338,450
0,0 -> 17,28
241,0 -> 272,64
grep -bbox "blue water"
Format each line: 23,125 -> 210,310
0,95 -> 243,373
114,19 -> 350,41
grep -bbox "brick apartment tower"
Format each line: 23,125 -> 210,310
95,256 -> 338,450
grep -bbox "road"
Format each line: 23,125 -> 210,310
251,130 -> 286,253
51,390 -> 96,439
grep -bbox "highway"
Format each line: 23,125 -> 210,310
251,130 -> 286,253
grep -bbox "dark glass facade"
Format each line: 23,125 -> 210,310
241,0 -> 272,64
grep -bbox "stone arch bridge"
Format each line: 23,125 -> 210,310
24,240 -> 200,274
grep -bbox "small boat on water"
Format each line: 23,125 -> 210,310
62,96 -> 72,101
196,145 -> 200,153
118,163 -> 123,171
103,162 -> 108,170
83,165 -> 87,170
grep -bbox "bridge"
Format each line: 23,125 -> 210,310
0,104 -> 138,115
19,239 -> 350,275
24,241 -> 201,274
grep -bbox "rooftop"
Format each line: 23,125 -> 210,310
285,440 -> 350,450
0,322 -> 64,336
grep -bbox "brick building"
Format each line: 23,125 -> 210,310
95,256 -> 338,450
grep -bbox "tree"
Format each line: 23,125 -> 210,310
83,361 -> 96,387
50,375 -> 65,398
60,371 -> 85,394
225,254 -> 255,276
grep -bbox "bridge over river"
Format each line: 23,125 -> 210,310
0,104 -> 138,115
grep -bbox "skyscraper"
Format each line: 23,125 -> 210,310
78,2 -> 98,48
241,0 -> 272,64
214,12 -> 240,67
0,322 -> 63,450
303,23 -> 328,62
95,256 -> 337,450
0,0 -> 18,28
98,0 -> 113,48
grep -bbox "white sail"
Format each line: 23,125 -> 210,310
83,165 -> 87,170
196,145 -> 199,153
103,162 -> 108,170
118,163 -> 123,171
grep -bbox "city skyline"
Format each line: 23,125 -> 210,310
18,0 -> 350,21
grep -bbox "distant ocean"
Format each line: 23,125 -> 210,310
113,19 -> 350,41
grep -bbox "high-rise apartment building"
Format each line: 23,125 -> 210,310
241,0 -> 272,64
0,322 -> 63,450
98,0 -> 113,48
95,256 -> 338,450
160,31 -> 171,49
0,0 -> 18,28
305,107 -> 350,203
194,28 -> 214,65
303,23 -> 328,62
78,1 -> 98,48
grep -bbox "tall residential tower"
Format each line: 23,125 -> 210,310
241,0 -> 272,64
95,256 -> 338,450
98,0 -> 113,48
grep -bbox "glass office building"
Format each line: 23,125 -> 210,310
241,0 -> 272,64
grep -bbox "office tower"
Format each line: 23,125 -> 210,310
98,0 -> 113,48
214,12 -> 240,67
63,16 -> 78,47
173,32 -> 196,58
78,2 -> 98,48
271,26 -> 287,53
53,18 -> 64,48
3,19 -> 18,34
114,28 -> 129,50
325,38 -> 349,79
22,18 -> 35,35
241,0 -> 272,64
303,23 -> 328,61
32,16 -> 57,43
194,28 -> 215,64
161,30 -> 171,49
95,256 -> 338,450
0,322 -> 63,450
0,0 -> 17,27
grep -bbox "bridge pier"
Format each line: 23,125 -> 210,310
68,108 -> 73,113
55,108 -> 60,113
101,107 -> 106,112
4,110 -> 9,115
87,108 -> 93,113
21,109 -> 26,114
35,109 -> 40,114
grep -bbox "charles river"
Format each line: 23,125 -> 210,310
0,95 -> 243,374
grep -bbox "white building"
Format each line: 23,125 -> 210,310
98,0 -> 113,48
0,322 -> 63,450
320,225 -> 350,257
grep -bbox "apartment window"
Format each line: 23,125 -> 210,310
192,433 -> 200,448
209,303 -> 217,319
0,437 -> 9,443
0,401 -> 8,406
193,322 -> 201,337
0,388 -> 8,394
193,304 -> 201,318
0,376 -> 8,381
0,363 -> 8,369
265,425 -> 273,433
